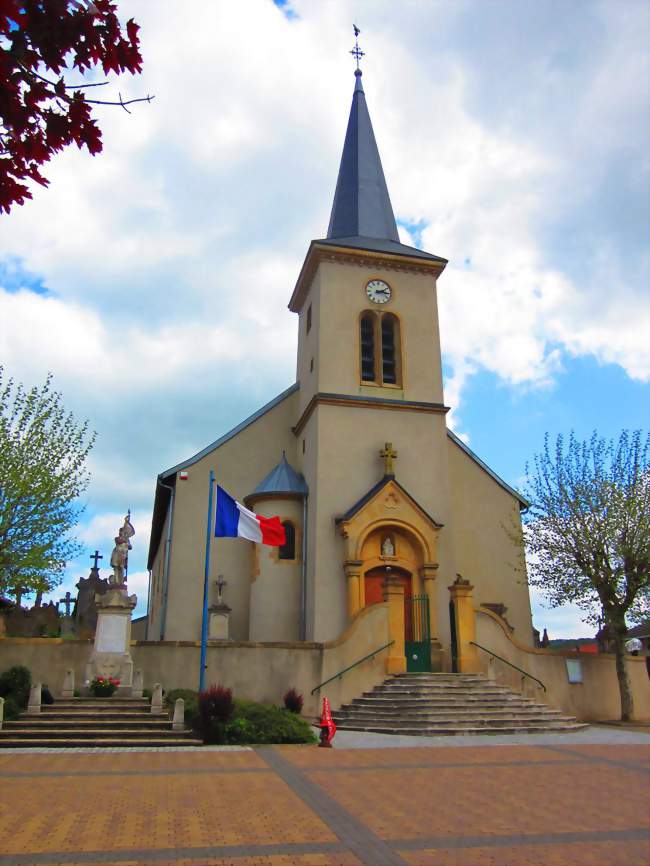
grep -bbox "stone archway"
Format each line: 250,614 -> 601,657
337,476 -> 444,673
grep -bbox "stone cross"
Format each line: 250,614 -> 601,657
380,442 -> 398,476
90,550 -> 103,570
59,591 -> 73,617
216,575 -> 227,603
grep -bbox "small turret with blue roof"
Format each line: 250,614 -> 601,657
245,452 -> 308,507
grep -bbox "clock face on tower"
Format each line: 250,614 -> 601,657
366,279 -> 392,304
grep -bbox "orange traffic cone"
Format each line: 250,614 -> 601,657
318,697 -> 336,748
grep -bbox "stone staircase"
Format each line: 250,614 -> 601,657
0,697 -> 202,748
333,673 -> 588,736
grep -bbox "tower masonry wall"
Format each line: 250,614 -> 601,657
248,497 -> 303,642
298,258 -> 444,406
160,388 -> 299,642
296,402 -> 456,646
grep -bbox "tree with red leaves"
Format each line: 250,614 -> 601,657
1,0 -> 151,214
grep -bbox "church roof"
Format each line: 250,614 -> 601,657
314,235 -> 446,263
327,70 -> 400,245
249,452 -> 308,499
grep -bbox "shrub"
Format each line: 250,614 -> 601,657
234,700 -> 316,745
198,684 -> 234,744
283,687 -> 304,714
1,695 -> 20,721
224,716 -> 255,744
0,665 -> 31,708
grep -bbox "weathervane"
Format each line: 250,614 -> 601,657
350,24 -> 364,71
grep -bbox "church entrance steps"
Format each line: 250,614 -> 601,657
0,697 -> 202,748
333,673 -> 588,736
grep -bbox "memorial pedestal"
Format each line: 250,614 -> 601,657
85,586 -> 137,696
208,602 -> 231,640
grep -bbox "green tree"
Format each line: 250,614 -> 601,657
0,368 -> 95,600
523,430 -> 649,721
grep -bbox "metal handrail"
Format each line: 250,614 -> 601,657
470,640 -> 546,692
311,640 -> 395,695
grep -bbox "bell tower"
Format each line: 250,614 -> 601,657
290,66 -> 448,419
289,39 -> 454,642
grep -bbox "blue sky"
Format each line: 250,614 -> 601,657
1,0 -> 648,638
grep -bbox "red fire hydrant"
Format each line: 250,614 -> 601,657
318,697 -> 336,748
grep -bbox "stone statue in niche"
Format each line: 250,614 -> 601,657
381,535 -> 395,557
109,512 -> 135,585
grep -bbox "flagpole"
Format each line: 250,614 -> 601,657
199,469 -> 215,693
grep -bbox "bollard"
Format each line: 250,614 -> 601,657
172,698 -> 185,731
151,682 -> 164,715
0,696 -> 4,730
318,697 -> 336,748
132,669 -> 144,699
62,668 -> 75,699
27,682 -> 42,715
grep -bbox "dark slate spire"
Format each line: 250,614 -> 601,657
326,70 -> 400,243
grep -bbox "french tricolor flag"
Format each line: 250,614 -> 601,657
214,485 -> 286,546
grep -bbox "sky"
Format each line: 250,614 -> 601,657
1,0 -> 649,638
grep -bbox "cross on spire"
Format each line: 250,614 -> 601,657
90,550 -> 103,570
380,442 -> 398,476
350,24 -> 364,70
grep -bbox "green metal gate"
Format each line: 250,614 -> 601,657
406,594 -> 432,672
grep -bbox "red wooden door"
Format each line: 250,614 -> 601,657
364,568 -> 413,640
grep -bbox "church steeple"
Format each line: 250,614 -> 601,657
326,68 -> 400,243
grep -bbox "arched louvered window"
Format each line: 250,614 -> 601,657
279,521 -> 296,560
360,313 -> 376,382
381,314 -> 399,385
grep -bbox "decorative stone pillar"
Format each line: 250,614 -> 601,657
383,575 -> 407,675
448,574 -> 480,673
344,560 -> 363,619
421,563 -> 444,672
61,668 -> 74,699
85,586 -> 137,695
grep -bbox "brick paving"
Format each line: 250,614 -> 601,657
0,743 -> 647,865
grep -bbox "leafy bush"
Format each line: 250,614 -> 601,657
163,687 -> 316,745
234,700 -> 316,744
1,695 -> 20,721
0,665 -> 31,708
224,716 -> 255,744
198,684 -> 234,744
283,688 -> 304,714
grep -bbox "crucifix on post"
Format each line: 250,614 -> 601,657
380,442 -> 398,476
59,591 -> 73,617
215,575 -> 227,604
90,550 -> 103,570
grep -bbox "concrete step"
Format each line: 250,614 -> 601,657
0,736 -> 202,748
334,714 -> 577,729
336,707 -> 567,720
0,727 -> 183,740
333,722 -> 589,736
5,719 -> 173,730
339,672 -> 585,737
30,711 -> 159,721
44,701 -> 151,711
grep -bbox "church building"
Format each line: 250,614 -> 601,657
145,63 -> 533,674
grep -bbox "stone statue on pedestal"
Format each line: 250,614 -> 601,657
109,512 -> 135,586
85,514 -> 138,694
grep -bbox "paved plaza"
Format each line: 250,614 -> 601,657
0,731 -> 648,866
